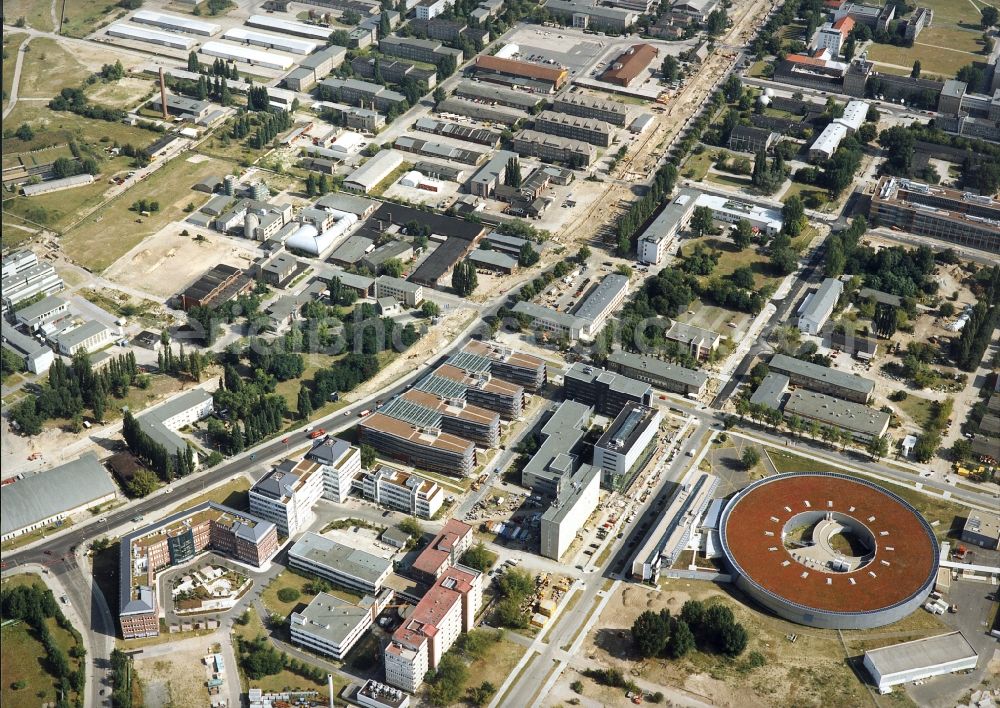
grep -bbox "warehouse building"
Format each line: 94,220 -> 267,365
863,632 -> 978,693
601,43 -> 658,87
119,503 -> 278,638
179,263 -> 253,310
413,117 -> 501,147
135,388 -> 214,463
768,353 -> 875,403
512,129 -> 594,166
1,453 -> 117,543
22,173 -> 96,197
291,589 -> 394,660
394,136 -> 486,166
362,466 -> 444,519
606,349 -> 708,397
564,363 -> 653,417
469,248 -> 517,274
534,111 -> 612,147
288,532 -> 393,595
960,512 -> 1000,550
284,45 -> 349,91
2,254 -> 64,313
553,92 -> 628,126
107,23 -> 196,50
593,403 -> 661,488
436,96 -> 525,126
344,150 -> 406,193
869,176 -> 1000,254
131,10 -> 220,35
540,463 -> 601,560
200,41 -> 295,71
358,412 -> 476,476
14,295 -> 69,330
1,322 -> 55,374
797,278 -> 843,335
513,273 -> 627,341
472,55 -> 568,92
409,239 -> 478,288
50,320 -> 115,356
247,14 -> 334,41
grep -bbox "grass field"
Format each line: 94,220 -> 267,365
866,40 -> 980,79
2,33 -> 30,106
915,0 -> 990,27
59,152 -> 237,272
3,0 -> 54,31
918,25 -> 988,55
706,172 -> 752,189
682,149 -> 717,181
17,38 -> 94,98
894,392 -> 934,429
680,234 -> 781,290
766,449 -> 963,539
85,76 -> 155,109
170,477 -> 251,514
260,569 -> 363,619
2,102 -> 155,154
60,0 -> 127,38
781,181 -> 830,210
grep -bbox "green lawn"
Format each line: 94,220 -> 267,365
866,41 -> 979,80
260,569 -> 362,619
679,235 -> 780,290
59,152 -> 237,272
170,478 -> 251,514
706,172 -> 752,189
781,181 -> 830,210
2,33 -> 30,107
16,37 -> 93,98
917,25 -> 988,55
60,0 -> 127,38
3,0 -> 54,31
766,449 -> 962,539
914,0 -> 988,27
681,149 -> 717,181
894,393 -> 934,429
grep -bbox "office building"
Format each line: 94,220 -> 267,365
728,125 -> 778,154
534,111 -> 611,147
543,0 -> 637,31
134,388 -> 213,466
320,78 -> 407,114
769,353 -> 874,403
250,458 -> 326,537
362,466 -> 444,518
384,564 -> 482,692
593,402 -> 662,488
1,322 -> 54,374
358,413 -> 476,477
564,363 -> 652,418
1,255 -> 64,313
372,275 -> 423,306
416,0 -> 451,19
834,2 -> 895,32
50,320 -> 115,356
424,363 -> 525,419
521,400 -> 593,497
512,273 -> 628,341
459,340 -> 547,392
468,150 -> 520,197
410,519 -> 474,582
512,129 -> 594,167
693,193 -> 783,235
307,436 -> 362,504
288,532 -> 393,595
379,35 -> 462,65
290,589 -> 393,660
636,190 -> 697,264
119,503 -> 278,637
813,16 -> 854,55
1,453 -> 117,543
869,176 -> 1000,254
783,389 -> 891,441
540,464 -> 601,560
665,321 -> 721,361
606,349 -> 708,398
552,92 -> 628,126
959,512 -> 1000,550
798,278 -> 843,335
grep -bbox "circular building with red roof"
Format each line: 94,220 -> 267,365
718,472 -> 939,630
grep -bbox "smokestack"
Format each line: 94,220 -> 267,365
158,67 -> 168,120
327,674 -> 334,708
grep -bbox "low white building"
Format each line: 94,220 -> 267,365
1,322 -> 54,374
290,589 -> 392,660
863,632 -> 978,693
50,320 -> 115,356
288,533 -> 393,595
363,466 -> 444,519
692,193 -> 783,235
375,275 -> 424,307
797,277 -> 843,335
135,388 -> 214,466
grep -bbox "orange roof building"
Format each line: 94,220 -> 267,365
602,43 -> 659,87
473,54 -> 568,91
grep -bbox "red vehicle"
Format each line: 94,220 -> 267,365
358,410 -> 371,418
308,428 -> 326,439
282,437 -> 289,444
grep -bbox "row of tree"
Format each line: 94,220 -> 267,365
632,600 -> 748,660
122,408 -> 197,481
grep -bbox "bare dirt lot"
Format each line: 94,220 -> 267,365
580,581 -> 951,707
133,641 -> 215,708
104,222 -> 257,298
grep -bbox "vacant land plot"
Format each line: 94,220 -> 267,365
1,102 -> 154,155
86,76 -> 154,109
781,181 -> 829,210
104,221 -> 256,298
2,33 -> 30,105
17,38 -> 94,98
61,0 -> 127,38
866,41 -> 978,80
61,152 -> 237,272
893,392 -> 934,430
133,644 -> 211,707
679,235 -> 781,291
676,299 -> 748,340
3,0 -> 54,31
766,449 -> 963,539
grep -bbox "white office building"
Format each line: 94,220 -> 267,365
362,467 -> 444,519
249,458 -> 326,537
288,533 -> 393,595
290,589 -> 393,660
693,193 -> 783,235
539,464 -> 601,560
592,403 -> 662,485
307,436 -> 361,504
50,320 -> 115,356
375,275 -> 424,306
797,277 -> 843,335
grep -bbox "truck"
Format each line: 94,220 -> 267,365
308,428 -> 326,439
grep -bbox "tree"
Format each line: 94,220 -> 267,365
706,8 -> 727,35
127,469 -> 159,497
843,34 -> 856,61
518,242 -> 540,267
421,300 -> 441,318
661,55 -> 680,82
297,385 -> 313,420
781,195 -> 805,237
680,600 -> 704,628
631,609 -> 671,658
910,60 -> 921,78
398,517 -> 423,538
691,205 -> 714,236
379,11 -> 391,38
866,434 -> 889,461
360,444 -> 376,469
187,51 -> 199,73
741,447 -> 760,470
577,245 -> 591,263
879,126 -> 916,175
873,302 -> 898,338
719,622 -> 749,656
733,219 -> 754,249
982,5 -> 998,28
432,86 -> 446,105
666,617 -> 696,658
461,542 -> 495,572
14,123 -> 34,141
277,587 -> 300,603
452,260 -> 478,297
504,157 -> 522,187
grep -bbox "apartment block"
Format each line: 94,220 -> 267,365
119,503 -> 278,638
374,275 -> 424,306
768,353 -> 875,403
384,565 -> 482,692
287,532 -> 392,595
664,321 -> 721,361
563,363 -> 652,418
512,129 -> 594,167
534,110 -> 612,147
410,518 -> 474,583
552,92 -> 628,126
362,466 -> 444,518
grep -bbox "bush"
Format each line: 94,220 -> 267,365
570,680 -> 584,694
276,587 -> 300,603
650,692 -> 664,704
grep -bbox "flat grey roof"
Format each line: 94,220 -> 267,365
1,452 -> 117,536
748,372 -> 789,410
573,274 -> 628,323
565,363 -> 652,399
288,532 -> 392,584
469,150 -> 519,187
800,278 -> 842,322
512,300 -> 588,330
523,400 -> 592,491
14,294 -> 67,322
52,320 -> 111,350
542,463 -> 600,524
314,193 -> 376,216
596,401 -> 658,451
292,591 -> 375,645
783,389 -> 890,436
639,188 -> 699,243
865,632 -> 977,677
1,321 -> 49,358
324,267 -> 375,291
469,248 -> 517,269
666,320 -> 719,345
376,275 -> 421,293
769,353 -> 875,397
330,235 -> 374,264
607,349 -> 708,388
135,388 -> 213,456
